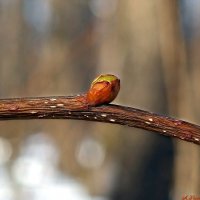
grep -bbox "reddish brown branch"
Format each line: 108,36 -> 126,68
0,95 -> 200,145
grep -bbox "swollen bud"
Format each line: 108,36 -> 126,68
86,74 -> 120,106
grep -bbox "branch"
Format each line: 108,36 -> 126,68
0,95 -> 200,145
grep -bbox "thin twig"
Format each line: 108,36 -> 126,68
0,95 -> 200,145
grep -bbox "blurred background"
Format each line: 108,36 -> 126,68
0,0 -> 200,199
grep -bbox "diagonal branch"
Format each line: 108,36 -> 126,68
0,95 -> 200,145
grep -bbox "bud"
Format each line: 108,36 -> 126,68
87,74 -> 120,106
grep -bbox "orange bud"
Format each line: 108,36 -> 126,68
86,74 -> 120,106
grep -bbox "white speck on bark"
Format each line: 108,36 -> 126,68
57,104 -> 64,107
30,111 -> 37,114
50,98 -> 57,101
50,105 -> 56,108
148,118 -> 153,122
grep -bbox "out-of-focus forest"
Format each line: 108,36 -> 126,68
0,0 -> 200,200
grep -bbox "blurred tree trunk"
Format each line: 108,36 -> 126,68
98,0 -> 173,199
156,0 -> 200,199
0,0 -> 22,97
